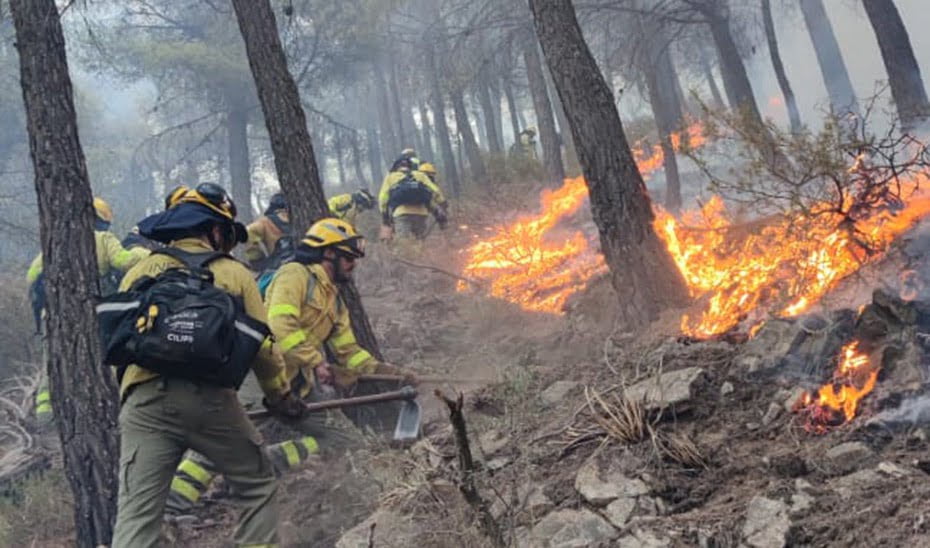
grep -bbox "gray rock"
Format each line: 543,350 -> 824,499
789,491 -> 814,514
735,320 -> 801,372
824,442 -> 873,475
574,459 -> 649,506
783,387 -> 807,413
540,381 -> 581,406
336,510 -> 418,548
762,402 -> 782,426
478,429 -> 510,457
491,483 -> 553,525
529,509 -> 618,547
616,529 -> 670,548
603,497 -> 637,528
624,367 -> 707,411
742,496 -> 789,548
877,461 -> 909,478
829,469 -> 882,500
720,381 -> 735,396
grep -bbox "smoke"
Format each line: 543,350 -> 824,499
868,390 -> 930,427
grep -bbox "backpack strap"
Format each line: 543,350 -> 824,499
267,212 -> 291,235
305,267 -> 318,305
153,247 -> 230,271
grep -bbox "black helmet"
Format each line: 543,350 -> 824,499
266,192 -> 287,215
352,189 -> 375,210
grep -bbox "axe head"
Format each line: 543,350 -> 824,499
393,398 -> 421,442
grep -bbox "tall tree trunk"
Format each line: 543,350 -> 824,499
645,37 -> 685,212
231,0 -> 382,358
862,0 -> 930,129
701,51 -> 726,109
226,100 -> 253,221
366,119 -> 382,188
705,9 -> 765,126
425,42 -> 462,196
529,0 -> 689,324
10,0 -> 119,545
502,75 -> 522,144
799,0 -> 859,117
487,68 -> 505,149
388,61 -> 411,150
334,132 -> 346,188
546,69 -> 578,169
451,88 -> 489,185
762,0 -> 802,133
374,64 -> 398,165
523,31 -> 565,185
350,133 -> 367,189
477,67 -> 503,155
418,101 -> 435,161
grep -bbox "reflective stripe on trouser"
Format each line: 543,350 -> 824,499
266,437 -> 319,473
112,378 -> 279,548
165,454 -> 217,513
35,388 -> 52,416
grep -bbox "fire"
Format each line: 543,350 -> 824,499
456,124 -> 704,313
656,177 -> 930,337
795,341 -> 880,433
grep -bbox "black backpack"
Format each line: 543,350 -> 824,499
96,248 -> 270,389
387,173 -> 433,211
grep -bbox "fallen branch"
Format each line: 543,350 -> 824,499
389,255 -> 487,288
435,390 -> 505,548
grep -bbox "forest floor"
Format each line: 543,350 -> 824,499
4,182 -> 930,547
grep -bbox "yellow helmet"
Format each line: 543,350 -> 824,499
165,185 -> 190,210
93,197 -> 113,223
419,162 -> 437,175
175,183 -> 237,221
302,217 -> 365,258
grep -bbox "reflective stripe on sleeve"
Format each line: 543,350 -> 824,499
346,349 -> 373,370
279,329 -> 307,351
330,330 -> 356,349
268,304 -> 299,318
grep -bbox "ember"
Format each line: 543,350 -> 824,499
795,341 -> 880,433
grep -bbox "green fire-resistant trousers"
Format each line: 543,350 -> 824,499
165,374 -> 364,515
112,377 -> 279,548
394,214 -> 429,240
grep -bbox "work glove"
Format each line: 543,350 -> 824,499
434,210 -> 448,230
263,392 -> 305,420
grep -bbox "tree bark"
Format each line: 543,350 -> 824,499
546,67 -> 578,169
705,6 -> 765,126
799,0 -> 859,117
523,31 -> 565,185
350,132 -> 367,189
701,50 -> 726,109
528,0 -> 689,324
451,88 -> 489,185
645,39 -> 684,212
862,0 -> 930,129
502,75 -> 523,145
10,0 -> 120,545
231,0 -> 382,359
374,63 -> 398,166
487,68 -> 505,150
762,0 -> 802,133
334,131 -> 346,188
365,85 -> 384,183
425,42 -> 462,196
418,101 -> 435,162
226,100 -> 253,221
477,65 -> 504,156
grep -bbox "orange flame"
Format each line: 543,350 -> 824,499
656,176 -> 930,337
457,124 -> 704,313
796,341 -> 880,433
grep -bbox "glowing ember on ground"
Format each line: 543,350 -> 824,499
794,341 -> 880,433
456,124 -> 703,313
655,176 -> 930,337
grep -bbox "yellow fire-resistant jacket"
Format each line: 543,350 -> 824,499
264,262 -> 379,397
244,211 -> 290,264
378,170 -> 447,219
117,238 -> 290,401
328,194 -> 360,226
26,230 -> 150,284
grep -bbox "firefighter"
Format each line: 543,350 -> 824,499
379,158 -> 448,241
111,183 -> 301,547
328,189 -> 376,227
244,192 -> 291,270
165,218 -> 415,513
26,197 -> 149,424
